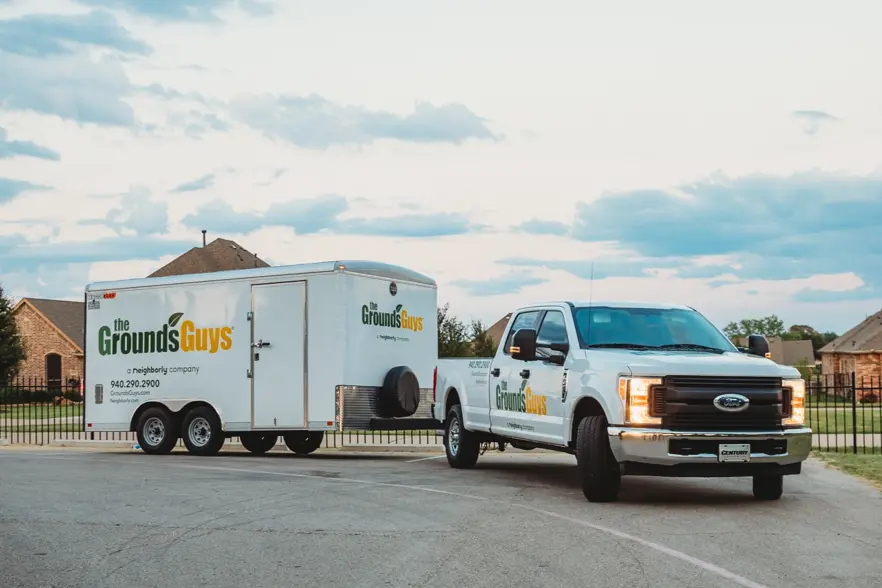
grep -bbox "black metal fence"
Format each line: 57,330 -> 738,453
0,378 -> 441,449
1,375 -> 879,454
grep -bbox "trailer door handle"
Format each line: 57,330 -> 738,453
520,369 -> 530,379
490,368 -> 500,377
253,339 -> 271,348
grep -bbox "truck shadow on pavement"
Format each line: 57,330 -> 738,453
466,460 -> 771,506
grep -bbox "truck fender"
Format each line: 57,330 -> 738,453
565,393 -> 619,445
129,399 -> 226,432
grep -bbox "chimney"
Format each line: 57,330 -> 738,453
202,230 -> 207,247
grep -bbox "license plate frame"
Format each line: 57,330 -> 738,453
718,443 -> 751,463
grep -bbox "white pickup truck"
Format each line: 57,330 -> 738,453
431,300 -> 812,502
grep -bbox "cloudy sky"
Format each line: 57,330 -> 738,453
1,0 -> 881,334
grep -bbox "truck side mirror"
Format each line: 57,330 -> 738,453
510,328 -> 537,361
747,334 -> 770,358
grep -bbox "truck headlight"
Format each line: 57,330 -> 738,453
619,376 -> 662,426
783,378 -> 806,426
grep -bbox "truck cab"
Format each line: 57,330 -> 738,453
432,300 -> 812,502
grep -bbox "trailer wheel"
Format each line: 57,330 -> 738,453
752,474 -> 783,500
283,431 -> 324,455
575,414 -> 621,502
377,366 -> 421,418
181,406 -> 225,456
239,432 -> 278,455
444,404 -> 479,469
136,407 -> 178,455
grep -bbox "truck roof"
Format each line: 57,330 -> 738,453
518,300 -> 694,311
85,260 -> 436,291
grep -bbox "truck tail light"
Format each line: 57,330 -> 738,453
432,366 -> 438,402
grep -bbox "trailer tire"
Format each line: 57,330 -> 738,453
283,431 -> 324,455
136,407 -> 178,455
239,433 -> 278,455
752,474 -> 783,500
181,406 -> 225,456
444,404 -> 479,469
575,414 -> 621,502
377,366 -> 420,418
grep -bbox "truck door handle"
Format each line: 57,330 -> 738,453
490,368 -> 500,377
520,369 -> 530,379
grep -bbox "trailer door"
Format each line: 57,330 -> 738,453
251,281 -> 307,429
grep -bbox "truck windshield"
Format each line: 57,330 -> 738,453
572,306 -> 737,353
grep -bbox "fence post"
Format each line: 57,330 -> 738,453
851,371 -> 858,454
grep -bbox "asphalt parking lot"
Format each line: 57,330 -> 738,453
1,447 -> 880,588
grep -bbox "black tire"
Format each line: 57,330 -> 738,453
283,431 -> 324,455
444,404 -> 480,469
377,366 -> 420,418
239,432 -> 278,455
181,406 -> 226,456
575,414 -> 621,502
136,407 -> 178,455
752,474 -> 783,500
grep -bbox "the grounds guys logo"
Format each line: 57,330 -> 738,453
495,379 -> 548,415
97,313 -> 233,356
361,301 -> 424,332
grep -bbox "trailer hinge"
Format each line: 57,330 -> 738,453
246,311 -> 253,321
246,369 -> 252,379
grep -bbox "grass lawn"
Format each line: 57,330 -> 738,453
814,451 -> 882,489
0,404 -> 83,420
807,407 -> 882,435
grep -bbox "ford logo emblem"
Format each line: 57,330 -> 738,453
713,393 -> 750,412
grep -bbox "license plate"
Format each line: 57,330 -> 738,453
718,443 -> 751,462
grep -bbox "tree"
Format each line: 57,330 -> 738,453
437,303 -> 472,358
469,319 -> 498,358
0,284 -> 25,385
723,315 -> 785,340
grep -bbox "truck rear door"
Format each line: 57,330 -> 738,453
251,281 -> 307,429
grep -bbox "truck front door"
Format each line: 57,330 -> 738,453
251,281 -> 307,429
489,309 -> 540,439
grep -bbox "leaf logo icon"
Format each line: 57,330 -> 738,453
395,304 -> 403,313
168,312 -> 184,327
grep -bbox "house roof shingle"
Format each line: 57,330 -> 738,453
819,308 -> 882,354
486,313 -> 512,346
148,238 -> 269,278
23,298 -> 85,350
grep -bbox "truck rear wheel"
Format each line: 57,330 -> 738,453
181,406 -> 226,456
752,474 -> 783,500
575,414 -> 621,502
283,431 -> 324,455
239,432 -> 278,455
136,407 -> 177,455
444,404 -> 479,469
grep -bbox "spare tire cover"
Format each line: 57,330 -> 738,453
378,366 -> 420,417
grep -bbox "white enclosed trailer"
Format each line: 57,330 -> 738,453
83,260 -> 439,455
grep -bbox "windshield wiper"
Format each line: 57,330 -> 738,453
652,343 -> 727,354
585,343 -> 654,350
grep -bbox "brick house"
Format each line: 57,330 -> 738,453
819,309 -> 882,388
12,298 -> 85,388
486,313 -> 512,348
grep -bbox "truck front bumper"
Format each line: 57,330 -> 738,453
606,426 -> 813,477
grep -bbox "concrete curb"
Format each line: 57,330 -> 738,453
0,438 -> 9,446
48,438 -> 445,454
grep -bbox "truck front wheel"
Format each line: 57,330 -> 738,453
181,406 -> 226,456
752,474 -> 783,500
575,415 -> 621,502
444,404 -> 479,469
283,431 -> 324,455
239,432 -> 278,455
136,407 -> 178,455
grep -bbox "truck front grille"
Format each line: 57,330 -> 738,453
651,375 -> 785,431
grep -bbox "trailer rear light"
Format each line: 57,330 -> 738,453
432,366 -> 438,402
